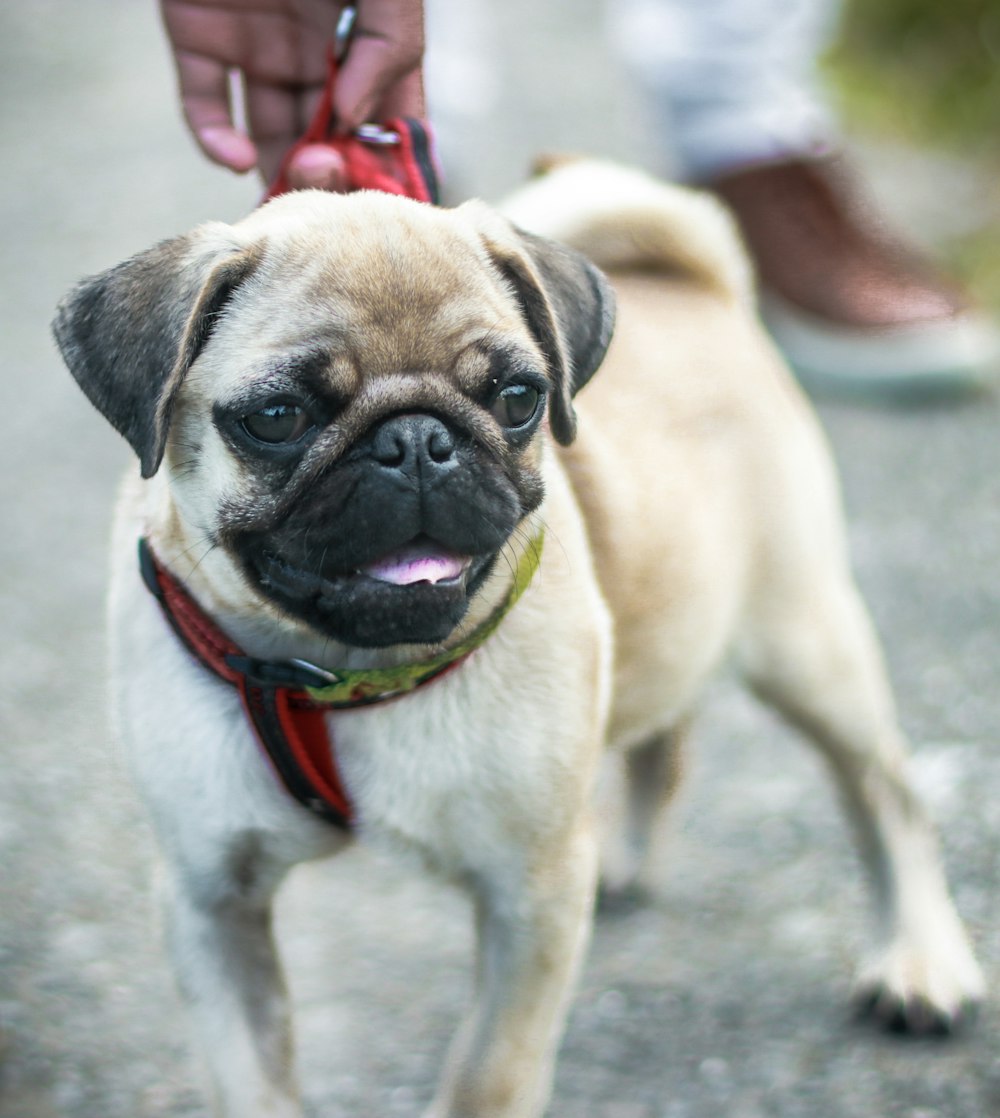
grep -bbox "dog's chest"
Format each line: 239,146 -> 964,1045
325,645 -> 581,863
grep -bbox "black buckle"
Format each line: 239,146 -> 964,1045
224,655 -> 341,691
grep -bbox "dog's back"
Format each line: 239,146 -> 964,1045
504,161 -> 846,750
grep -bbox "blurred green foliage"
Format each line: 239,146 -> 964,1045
830,0 -> 1000,153
828,0 -> 1000,309
947,224 -> 1000,313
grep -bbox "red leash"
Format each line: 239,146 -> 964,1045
264,50 -> 440,204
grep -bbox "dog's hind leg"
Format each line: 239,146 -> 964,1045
736,568 -> 983,1033
597,724 -> 688,906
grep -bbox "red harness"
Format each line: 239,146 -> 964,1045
137,534 -> 544,827
140,540 -> 353,827
138,540 -> 475,829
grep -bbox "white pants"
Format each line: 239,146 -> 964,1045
425,0 -> 841,189
610,0 -> 841,178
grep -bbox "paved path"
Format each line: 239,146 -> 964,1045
2,3 -> 998,1116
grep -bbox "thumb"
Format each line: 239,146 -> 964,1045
285,144 -> 350,191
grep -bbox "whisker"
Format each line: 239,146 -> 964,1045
186,540 -> 219,578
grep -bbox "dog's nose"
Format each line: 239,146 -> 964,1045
371,414 -> 456,474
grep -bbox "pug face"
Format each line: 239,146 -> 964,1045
181,228 -> 553,646
54,191 -> 614,648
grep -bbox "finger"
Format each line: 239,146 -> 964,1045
365,67 -> 425,122
335,36 -> 425,131
334,0 -> 425,131
244,80 -> 326,183
286,144 -> 350,191
173,49 -> 258,173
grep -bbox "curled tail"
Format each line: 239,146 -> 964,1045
500,159 -> 753,304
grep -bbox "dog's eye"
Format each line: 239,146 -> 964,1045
491,384 -> 540,429
240,404 -> 314,445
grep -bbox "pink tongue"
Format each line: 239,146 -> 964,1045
363,542 -> 469,586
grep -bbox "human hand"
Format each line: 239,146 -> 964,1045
160,0 -> 425,188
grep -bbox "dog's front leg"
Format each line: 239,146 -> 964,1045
163,856 -> 301,1118
427,826 -> 598,1118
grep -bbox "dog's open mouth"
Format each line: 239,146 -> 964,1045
246,535 -> 491,646
360,538 -> 472,587
256,535 -> 474,597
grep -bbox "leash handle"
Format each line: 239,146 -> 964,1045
264,49 -> 440,203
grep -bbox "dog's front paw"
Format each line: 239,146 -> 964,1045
853,925 -> 985,1035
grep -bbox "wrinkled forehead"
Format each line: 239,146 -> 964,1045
185,194 -> 542,407
227,193 -> 525,365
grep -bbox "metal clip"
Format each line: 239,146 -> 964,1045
288,658 -> 343,687
355,123 -> 401,146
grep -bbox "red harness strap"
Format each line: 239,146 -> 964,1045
139,540 -> 354,829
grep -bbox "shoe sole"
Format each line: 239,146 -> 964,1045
760,290 -> 1000,400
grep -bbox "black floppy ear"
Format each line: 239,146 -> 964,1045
52,228 -> 261,478
475,213 -> 616,445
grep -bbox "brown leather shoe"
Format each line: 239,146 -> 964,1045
707,156 -> 998,394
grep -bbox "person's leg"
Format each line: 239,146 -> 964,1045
612,0 -> 838,179
612,0 -> 999,394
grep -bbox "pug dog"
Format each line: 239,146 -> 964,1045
53,160 -> 983,1118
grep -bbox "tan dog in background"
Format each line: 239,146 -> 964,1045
53,160 -> 982,1117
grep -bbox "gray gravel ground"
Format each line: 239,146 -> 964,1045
2,3 -> 999,1116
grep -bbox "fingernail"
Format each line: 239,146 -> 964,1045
200,127 -> 257,173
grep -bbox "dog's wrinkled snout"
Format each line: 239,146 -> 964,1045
372,414 -> 456,476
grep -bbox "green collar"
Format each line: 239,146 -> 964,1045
299,529 -> 545,707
